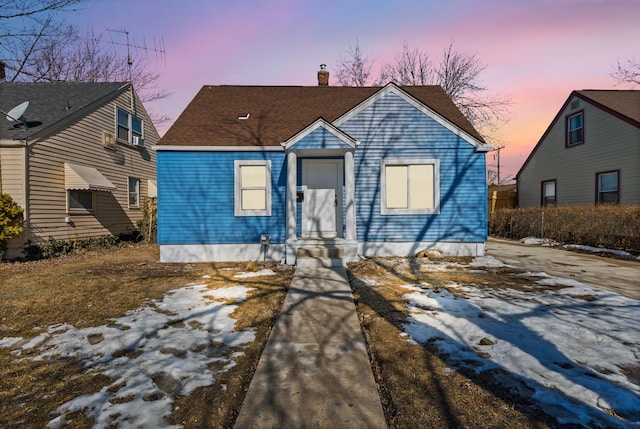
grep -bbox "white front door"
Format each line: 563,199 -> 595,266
302,159 -> 343,238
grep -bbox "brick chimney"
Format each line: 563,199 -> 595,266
317,64 -> 329,86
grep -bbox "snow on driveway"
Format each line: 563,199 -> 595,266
403,256 -> 640,428
2,283 -> 256,428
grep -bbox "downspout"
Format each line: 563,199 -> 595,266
23,140 -> 31,250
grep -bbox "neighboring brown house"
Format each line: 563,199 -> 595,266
0,81 -> 158,258
517,90 -> 640,207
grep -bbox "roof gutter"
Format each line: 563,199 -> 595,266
0,139 -> 27,147
153,145 -> 285,152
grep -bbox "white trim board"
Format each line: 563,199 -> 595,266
153,145 -> 284,152
358,241 -> 485,257
285,118 -> 357,149
160,243 -> 285,263
333,83 -> 491,152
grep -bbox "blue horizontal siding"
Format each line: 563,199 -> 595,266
290,127 -> 352,149
342,92 -> 487,243
157,151 -> 286,245
157,90 -> 487,249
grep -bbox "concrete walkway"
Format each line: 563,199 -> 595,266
234,266 -> 387,429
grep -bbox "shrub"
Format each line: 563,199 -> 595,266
136,197 -> 157,242
490,205 -> 640,253
0,193 -> 24,252
24,235 -> 127,260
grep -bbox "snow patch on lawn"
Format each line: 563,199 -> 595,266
520,236 -> 560,246
233,269 -> 277,278
563,244 -> 633,258
469,256 -> 509,268
2,284 -> 255,429
518,236 -> 639,260
402,266 -> 640,428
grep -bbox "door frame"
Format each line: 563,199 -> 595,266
301,159 -> 344,238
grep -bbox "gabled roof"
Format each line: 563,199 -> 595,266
576,90 -> 640,125
516,89 -> 640,178
0,81 -> 129,141
159,84 -> 485,147
285,118 -> 357,150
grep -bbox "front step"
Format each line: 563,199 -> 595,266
296,244 -> 345,268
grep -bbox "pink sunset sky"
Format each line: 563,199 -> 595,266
73,0 -> 640,180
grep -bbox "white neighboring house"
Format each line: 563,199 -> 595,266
0,81 -> 158,258
517,90 -> 640,207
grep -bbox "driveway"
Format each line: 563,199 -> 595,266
486,237 -> 640,300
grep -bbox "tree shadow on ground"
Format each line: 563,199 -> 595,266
347,258 -> 639,428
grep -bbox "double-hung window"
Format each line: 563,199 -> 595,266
117,107 -> 144,144
381,159 -> 439,215
541,180 -> 556,207
128,177 -> 140,208
234,160 -> 272,216
566,111 -> 584,147
596,171 -> 619,204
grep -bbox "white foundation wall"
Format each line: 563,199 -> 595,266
159,240 -> 485,264
358,241 -> 485,258
160,243 -> 285,263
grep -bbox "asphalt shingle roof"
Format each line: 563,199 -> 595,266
576,90 -> 640,125
159,85 -> 484,146
0,81 -> 129,141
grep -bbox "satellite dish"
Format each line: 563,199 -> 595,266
6,101 -> 29,122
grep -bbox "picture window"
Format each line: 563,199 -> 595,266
381,159 -> 439,215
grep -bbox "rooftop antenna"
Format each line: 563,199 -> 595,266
107,29 -> 134,84
106,29 -> 166,110
2,101 -> 29,129
106,28 -> 167,80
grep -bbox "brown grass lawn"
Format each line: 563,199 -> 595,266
348,257 -> 564,429
2,246 -> 582,428
0,244 -> 292,429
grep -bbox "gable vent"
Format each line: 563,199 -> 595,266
570,99 -> 580,110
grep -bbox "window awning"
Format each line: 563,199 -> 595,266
64,163 -> 116,192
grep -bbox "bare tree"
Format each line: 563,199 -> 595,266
2,2 -> 171,126
335,41 -> 511,140
611,56 -> 640,88
1,0 -> 84,79
335,40 -> 374,87
0,0 -> 81,19
378,41 -> 434,86
27,30 -> 171,104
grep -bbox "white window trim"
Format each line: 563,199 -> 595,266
116,107 -> 144,144
128,177 -> 140,209
67,189 -> 95,214
380,158 -> 440,215
234,160 -> 272,217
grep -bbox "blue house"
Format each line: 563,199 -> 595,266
156,69 -> 491,264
